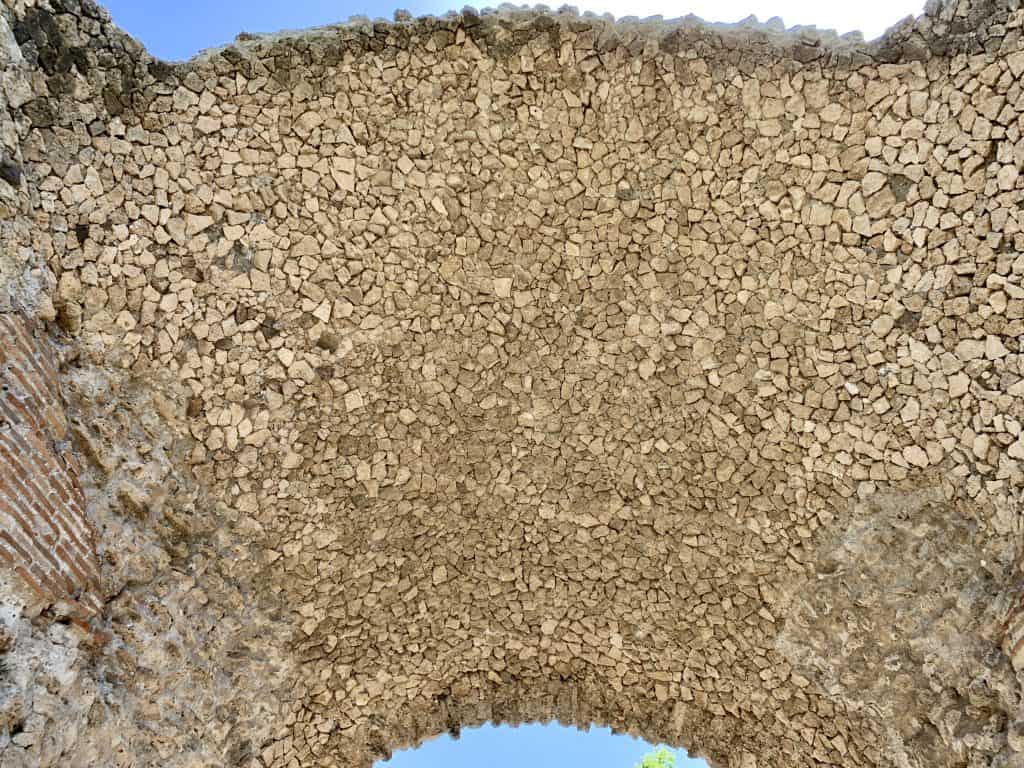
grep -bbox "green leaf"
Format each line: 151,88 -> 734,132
633,747 -> 676,768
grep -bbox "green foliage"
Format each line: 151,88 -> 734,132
634,747 -> 675,768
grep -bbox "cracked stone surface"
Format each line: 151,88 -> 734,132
2,0 -> 1024,766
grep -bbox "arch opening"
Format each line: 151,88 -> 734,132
375,722 -> 707,768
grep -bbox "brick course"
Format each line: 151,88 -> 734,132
0,313 -> 100,619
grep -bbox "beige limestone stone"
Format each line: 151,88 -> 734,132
2,4 -> 1024,768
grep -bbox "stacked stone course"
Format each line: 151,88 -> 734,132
2,0 -> 1024,766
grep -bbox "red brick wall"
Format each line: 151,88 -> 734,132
0,313 -> 100,620
1003,578 -> 1024,672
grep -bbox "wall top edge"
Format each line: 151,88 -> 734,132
68,0 -> 1024,69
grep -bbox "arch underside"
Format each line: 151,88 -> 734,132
0,1 -> 1023,767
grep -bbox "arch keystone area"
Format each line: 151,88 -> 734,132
1,0 -> 1024,766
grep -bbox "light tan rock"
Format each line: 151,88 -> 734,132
3,7 -> 1022,768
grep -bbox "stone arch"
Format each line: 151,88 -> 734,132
337,676 -> 729,768
0,1 -> 1023,767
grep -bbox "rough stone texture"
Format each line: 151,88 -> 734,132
2,0 -> 1024,766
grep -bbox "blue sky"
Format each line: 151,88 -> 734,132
102,0 -> 925,61
96,0 -> 919,766
377,723 -> 703,768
